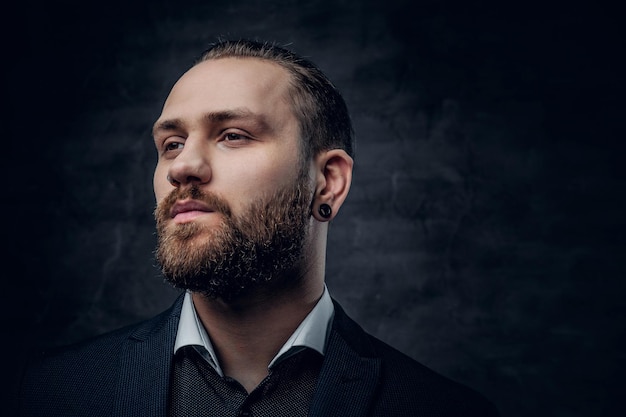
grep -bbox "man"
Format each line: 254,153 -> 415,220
17,39 -> 498,416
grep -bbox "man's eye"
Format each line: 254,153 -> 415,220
224,132 -> 247,141
165,142 -> 184,151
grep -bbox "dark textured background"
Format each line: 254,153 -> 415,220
5,0 -> 625,415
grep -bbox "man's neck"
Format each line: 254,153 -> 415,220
191,279 -> 325,393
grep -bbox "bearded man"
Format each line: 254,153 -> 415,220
17,39 -> 498,417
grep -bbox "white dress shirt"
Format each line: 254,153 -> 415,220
173,285 -> 335,377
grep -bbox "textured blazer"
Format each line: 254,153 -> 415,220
16,293 -> 499,416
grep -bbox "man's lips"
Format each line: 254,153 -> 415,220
170,199 -> 215,222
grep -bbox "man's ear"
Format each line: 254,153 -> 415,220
312,149 -> 353,222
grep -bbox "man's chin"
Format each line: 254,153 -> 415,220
162,270 -> 252,304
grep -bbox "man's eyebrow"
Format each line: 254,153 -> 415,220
152,108 -> 271,137
152,119 -> 184,137
203,108 -> 271,131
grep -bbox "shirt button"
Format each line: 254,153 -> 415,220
238,410 -> 251,417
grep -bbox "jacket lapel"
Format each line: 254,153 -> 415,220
112,293 -> 184,417
105,295 -> 380,416
309,301 -> 381,417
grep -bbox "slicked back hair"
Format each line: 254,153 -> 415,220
196,39 -> 355,162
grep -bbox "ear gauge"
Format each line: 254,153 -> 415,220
318,203 -> 332,219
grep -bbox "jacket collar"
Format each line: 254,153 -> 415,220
309,300 -> 382,417
113,292 -> 184,416
110,294 -> 381,417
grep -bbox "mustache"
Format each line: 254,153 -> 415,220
154,186 -> 232,222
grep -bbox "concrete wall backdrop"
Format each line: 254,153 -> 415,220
5,0 -> 625,416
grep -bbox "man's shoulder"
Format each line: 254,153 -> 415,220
31,294 -> 183,365
368,335 -> 498,415
330,300 -> 499,416
21,298 -> 179,385
16,294 -> 184,416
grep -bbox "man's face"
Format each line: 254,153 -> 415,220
152,58 -> 314,301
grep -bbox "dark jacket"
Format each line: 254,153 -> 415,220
17,293 -> 498,416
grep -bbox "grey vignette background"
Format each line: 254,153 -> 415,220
5,0 -> 625,416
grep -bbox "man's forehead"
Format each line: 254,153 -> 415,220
162,58 -> 292,109
180,57 -> 291,88
156,58 -> 297,133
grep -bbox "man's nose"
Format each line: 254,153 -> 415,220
167,140 -> 212,186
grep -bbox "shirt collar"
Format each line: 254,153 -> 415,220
174,286 -> 335,376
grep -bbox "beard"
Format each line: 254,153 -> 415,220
154,174 -> 313,303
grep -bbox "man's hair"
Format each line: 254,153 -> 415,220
196,39 -> 355,160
